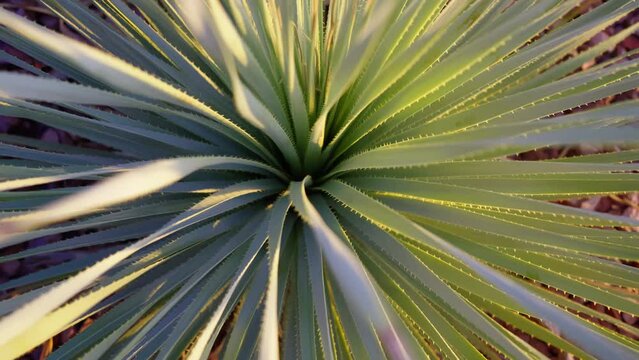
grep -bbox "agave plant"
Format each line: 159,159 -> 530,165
0,0 -> 638,358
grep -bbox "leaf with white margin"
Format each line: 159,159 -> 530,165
289,176 -> 410,360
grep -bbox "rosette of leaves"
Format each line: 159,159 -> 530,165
0,0 -> 638,359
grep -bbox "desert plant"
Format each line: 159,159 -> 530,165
0,0 -> 638,358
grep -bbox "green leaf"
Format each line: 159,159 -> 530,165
258,195 -> 292,360
321,179 -> 639,359
0,156 -> 280,236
